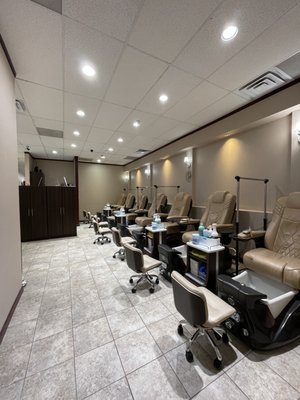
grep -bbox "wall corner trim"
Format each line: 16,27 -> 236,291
0,34 -> 16,77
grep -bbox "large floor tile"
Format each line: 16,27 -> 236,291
165,343 -> 223,397
107,307 -> 145,339
27,329 -> 73,376
0,380 -> 24,400
101,293 -> 132,316
0,319 -> 36,354
34,308 -> 72,341
0,344 -> 31,387
226,352 -> 299,400
22,359 -> 76,400
192,373 -> 249,399
75,341 -> 124,399
147,314 -> 186,353
127,356 -> 188,400
9,297 -> 41,327
115,327 -> 162,374
72,298 -> 105,327
86,377 -> 133,400
134,299 -> 171,325
73,317 -> 113,356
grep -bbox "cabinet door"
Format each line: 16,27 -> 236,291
19,187 -> 32,242
47,187 -> 63,237
62,187 -> 77,236
30,187 -> 48,240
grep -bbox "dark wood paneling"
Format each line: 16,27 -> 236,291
30,187 -> 48,240
62,187 -> 77,236
19,186 -> 77,241
19,187 -> 32,242
46,187 -> 63,237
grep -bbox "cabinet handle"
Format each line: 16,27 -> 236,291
31,208 -> 34,216
28,208 -> 30,217
59,207 -> 62,215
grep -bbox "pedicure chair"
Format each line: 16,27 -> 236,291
218,192 -> 300,349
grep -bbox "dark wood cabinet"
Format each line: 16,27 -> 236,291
19,186 -> 77,242
19,187 -> 48,241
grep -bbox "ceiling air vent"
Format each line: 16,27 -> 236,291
15,99 -> 26,113
238,68 -> 292,99
37,127 -> 63,138
136,149 -> 149,154
124,156 -> 138,160
79,157 -> 93,162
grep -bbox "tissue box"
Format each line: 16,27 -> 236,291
198,236 -> 220,248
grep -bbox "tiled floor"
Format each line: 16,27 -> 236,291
1,224 -> 300,400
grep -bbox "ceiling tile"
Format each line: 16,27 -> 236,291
64,92 -> 101,125
63,138 -> 85,150
26,145 -> 47,157
105,46 -> 168,108
136,66 -> 202,115
33,117 -> 64,131
174,0 -> 298,79
128,0 -> 222,62
17,114 -> 38,135
87,127 -> 114,144
162,121 -> 198,141
139,117 -> 180,138
0,0 -> 63,89
18,134 -> 43,146
18,80 -> 63,121
94,102 -> 132,130
188,93 -> 248,125
62,0 -> 142,41
209,3 -> 300,91
63,18 -> 124,99
118,110 -> 158,135
40,136 -> 64,148
63,148 -> 80,157
165,81 -> 228,121
63,122 -> 91,141
81,142 -> 106,153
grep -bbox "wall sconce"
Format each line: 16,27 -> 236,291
296,122 -> 300,143
184,155 -> 192,182
123,172 -> 129,183
184,156 -> 192,168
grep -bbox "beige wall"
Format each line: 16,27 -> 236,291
194,116 -> 291,211
152,153 -> 193,204
33,159 -> 74,186
78,163 -> 124,215
0,46 -> 22,330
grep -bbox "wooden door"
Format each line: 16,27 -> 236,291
62,187 -> 77,236
19,186 -> 32,242
30,187 -> 48,240
47,187 -> 63,237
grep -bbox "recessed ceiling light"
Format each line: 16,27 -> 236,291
133,120 -> 140,128
221,25 -> 238,41
71,143 -> 77,148
159,94 -> 168,103
97,159 -> 101,163
73,130 -> 80,136
76,110 -> 85,117
82,64 -> 96,77
52,150 -> 57,154
101,155 -> 105,159
117,137 -> 123,143
108,147 -> 113,152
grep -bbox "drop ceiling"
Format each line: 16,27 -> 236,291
1,0 -> 300,165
